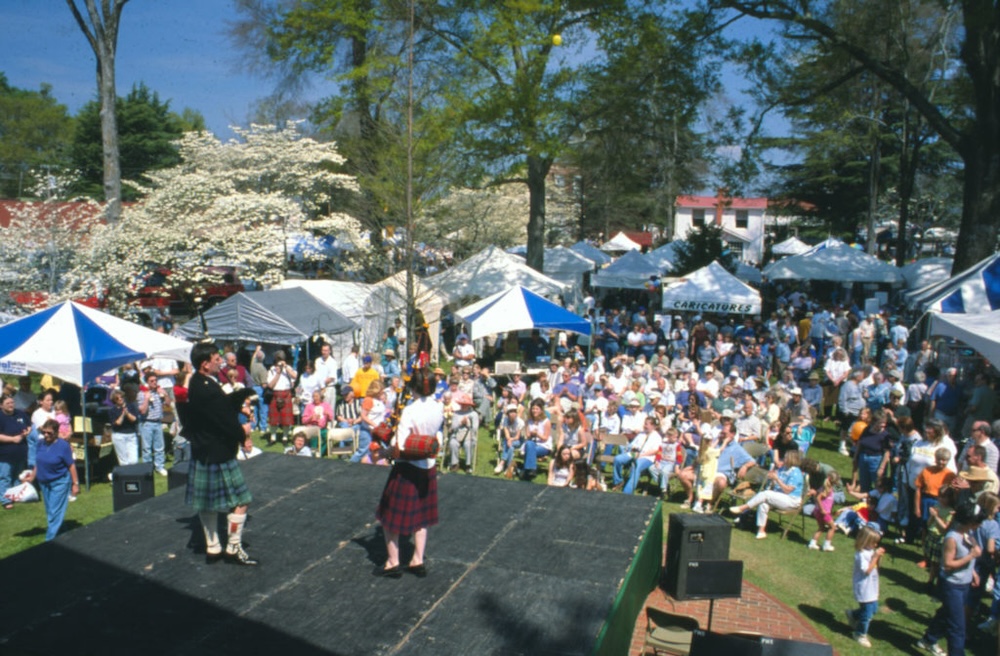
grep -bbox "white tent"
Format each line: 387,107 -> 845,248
569,241 -> 613,266
280,273 -> 448,364
733,260 -> 763,284
600,231 -> 642,252
930,310 -> 1000,369
591,249 -> 661,289
645,241 -> 685,273
763,239 -> 904,283
900,257 -> 953,290
661,261 -> 762,315
772,236 -> 811,256
543,246 -> 596,289
423,245 -> 569,304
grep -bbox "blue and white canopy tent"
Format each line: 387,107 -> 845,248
904,253 -> 1000,313
453,286 -> 592,342
0,301 -> 193,488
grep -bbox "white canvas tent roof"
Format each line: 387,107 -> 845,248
543,246 -> 595,289
930,310 -> 1000,369
600,232 -> 642,252
762,239 -> 903,283
645,241 -> 685,273
591,249 -> 661,289
733,260 -> 763,284
423,244 -> 569,304
900,257 -> 953,290
772,236 -> 811,256
569,241 -> 613,265
661,261 -> 761,315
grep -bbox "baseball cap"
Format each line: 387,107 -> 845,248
362,355 -> 373,363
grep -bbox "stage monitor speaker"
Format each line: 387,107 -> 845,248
690,631 -> 833,656
112,462 -> 154,512
168,461 -> 190,491
662,513 -> 732,600
685,560 -> 743,599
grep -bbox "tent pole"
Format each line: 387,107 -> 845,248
82,384 -> 91,491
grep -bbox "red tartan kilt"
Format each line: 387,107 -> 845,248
376,462 -> 438,535
269,390 -> 295,426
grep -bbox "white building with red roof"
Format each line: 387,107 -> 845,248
674,191 -> 768,265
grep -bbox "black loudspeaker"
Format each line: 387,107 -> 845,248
685,560 -> 743,599
662,513 -> 732,600
690,631 -> 833,656
112,462 -> 154,512
168,461 -> 190,491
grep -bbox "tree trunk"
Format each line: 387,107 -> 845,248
954,134 -> 1000,271
865,132 -> 880,256
525,154 -> 552,272
99,53 -> 121,224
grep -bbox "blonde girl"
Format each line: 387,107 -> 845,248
845,525 -> 884,648
809,469 -> 841,552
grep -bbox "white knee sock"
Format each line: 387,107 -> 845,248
226,512 -> 246,553
199,512 -> 221,554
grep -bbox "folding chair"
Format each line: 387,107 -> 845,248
773,486 -> 809,540
643,607 -> 700,655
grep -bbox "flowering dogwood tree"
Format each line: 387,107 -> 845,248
0,171 -> 105,306
71,122 -> 362,313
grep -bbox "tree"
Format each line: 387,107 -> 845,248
714,0 -> 1000,272
70,123 -> 363,313
0,74 -> 74,198
67,0 -> 130,223
71,83 -> 205,200
0,171 -> 104,300
671,223 -> 737,276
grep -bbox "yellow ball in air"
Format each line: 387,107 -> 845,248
552,34 -> 562,46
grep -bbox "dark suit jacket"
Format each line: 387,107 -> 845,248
186,372 -> 254,464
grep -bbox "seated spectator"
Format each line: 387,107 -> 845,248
727,449 -> 804,539
298,389 -> 334,456
495,404 -> 526,477
350,380 -> 386,463
555,405 -> 590,462
649,427 -> 681,496
452,333 -> 476,368
284,431 -> 313,457
521,399 -> 553,480
785,387 -> 811,426
802,372 -> 823,411
613,415 -> 662,495
447,391 -> 478,472
547,445 -> 575,487
709,427 -> 757,511
735,398 -> 762,443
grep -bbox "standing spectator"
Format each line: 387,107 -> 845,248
452,333 -> 476,368
928,367 -> 961,435
218,352 -> 250,387
108,389 -> 139,467
137,373 -> 168,476
314,342 -> 339,409
341,345 -> 361,385
844,526 -> 885,648
838,369 -> 866,456
23,419 -> 78,540
0,394 -> 31,510
962,373 -> 996,439
250,346 -> 269,430
266,351 -> 297,445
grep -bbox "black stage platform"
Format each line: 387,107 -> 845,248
0,454 -> 661,656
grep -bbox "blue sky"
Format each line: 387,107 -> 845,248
0,0 -> 317,138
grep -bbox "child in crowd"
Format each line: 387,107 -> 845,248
649,428 -> 680,498
809,469 -> 841,552
693,428 -> 721,514
54,400 -> 72,439
284,431 -> 313,457
922,485 -> 957,588
845,525 -> 885,648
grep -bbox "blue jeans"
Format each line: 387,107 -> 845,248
858,452 -> 882,492
253,385 -> 269,429
923,579 -> 969,656
854,600 -> 877,636
139,421 -> 165,470
523,440 -> 550,472
0,458 -> 24,504
613,452 -> 634,487
623,457 -> 654,495
500,438 -> 525,467
40,475 -> 72,540
349,425 -> 372,463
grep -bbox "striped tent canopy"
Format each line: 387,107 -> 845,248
905,253 -> 1000,313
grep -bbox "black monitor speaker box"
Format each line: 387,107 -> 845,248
690,631 -> 833,656
168,460 -> 191,491
662,513 -> 732,600
685,560 -> 743,599
112,462 -> 155,512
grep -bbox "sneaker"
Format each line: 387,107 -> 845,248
808,540 -> 820,550
679,500 -> 692,510
914,638 -> 945,656
855,634 -> 871,648
838,446 -> 850,456
755,531 -> 767,540
494,462 -> 505,474
843,609 -> 856,630
692,502 -> 704,514
977,617 -> 998,633
156,468 -> 168,477
822,543 -> 836,552
68,495 -> 77,502
894,537 -> 907,545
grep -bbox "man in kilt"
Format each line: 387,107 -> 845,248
375,367 -> 442,578
186,342 -> 259,566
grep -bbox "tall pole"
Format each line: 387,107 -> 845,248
405,0 -> 416,352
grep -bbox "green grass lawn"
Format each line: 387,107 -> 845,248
3,419 -> 996,655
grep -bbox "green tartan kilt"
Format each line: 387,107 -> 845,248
185,459 -> 253,512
